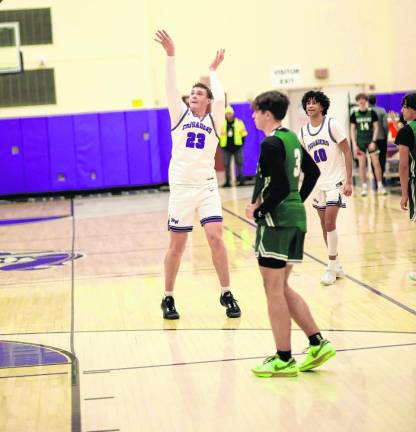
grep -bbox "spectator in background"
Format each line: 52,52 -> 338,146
220,106 -> 248,187
350,93 -> 387,196
389,110 -> 406,132
369,95 -> 388,184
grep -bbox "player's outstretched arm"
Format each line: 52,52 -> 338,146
154,30 -> 185,124
299,147 -> 320,202
209,49 -> 226,132
209,49 -> 225,71
398,144 -> 409,211
154,30 -> 175,56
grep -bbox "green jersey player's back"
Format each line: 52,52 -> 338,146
255,128 -> 306,231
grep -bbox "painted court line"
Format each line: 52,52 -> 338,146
82,342 -> 416,374
222,206 -> 416,317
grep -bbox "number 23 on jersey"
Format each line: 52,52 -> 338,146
186,132 -> 206,149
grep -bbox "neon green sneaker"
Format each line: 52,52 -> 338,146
251,355 -> 298,378
299,340 -> 336,372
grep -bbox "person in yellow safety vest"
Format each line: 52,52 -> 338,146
220,106 -> 248,187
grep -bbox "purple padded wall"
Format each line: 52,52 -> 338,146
147,110 -> 163,184
99,112 -> 129,187
0,119 -> 25,194
373,92 -> 409,113
0,103 -> 264,196
47,116 -> 77,190
73,114 -> 103,189
154,109 -> 172,183
125,111 -> 152,186
231,102 -> 263,176
21,118 -> 51,193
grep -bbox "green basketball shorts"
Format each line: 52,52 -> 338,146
255,225 -> 305,264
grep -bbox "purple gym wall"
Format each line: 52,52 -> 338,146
0,119 -> 25,195
5,91 -> 408,197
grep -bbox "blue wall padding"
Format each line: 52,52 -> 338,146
48,116 -> 77,190
125,110 -> 152,186
21,118 -> 51,193
99,112 -> 129,187
373,91 -> 411,113
10,91 -> 414,196
154,108 -> 172,184
0,119 -> 25,194
73,114 -> 103,188
231,102 -> 265,176
147,109 -> 163,184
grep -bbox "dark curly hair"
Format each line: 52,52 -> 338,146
401,93 -> 416,110
301,90 -> 330,115
252,91 -> 289,121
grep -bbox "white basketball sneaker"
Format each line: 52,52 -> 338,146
378,187 -> 388,196
335,263 -> 345,279
360,188 -> 368,197
321,269 -> 336,285
409,272 -> 416,282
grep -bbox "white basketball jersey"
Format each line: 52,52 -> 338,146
169,109 -> 220,185
300,117 -> 346,191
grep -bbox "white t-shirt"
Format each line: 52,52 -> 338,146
165,56 -> 225,185
298,117 -> 347,191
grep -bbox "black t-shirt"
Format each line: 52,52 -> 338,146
349,109 -> 378,124
395,124 -> 416,177
253,135 -> 320,216
226,120 -> 234,147
395,124 -> 414,148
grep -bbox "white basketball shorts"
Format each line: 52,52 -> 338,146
312,185 -> 346,210
168,183 -> 223,232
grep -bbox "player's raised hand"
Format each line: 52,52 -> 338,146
154,30 -> 175,56
209,49 -> 225,71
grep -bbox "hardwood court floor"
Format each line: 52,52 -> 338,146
0,187 -> 415,432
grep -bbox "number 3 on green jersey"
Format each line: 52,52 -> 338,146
293,148 -> 301,177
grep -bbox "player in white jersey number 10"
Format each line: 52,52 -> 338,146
299,91 -> 353,285
154,30 -> 241,320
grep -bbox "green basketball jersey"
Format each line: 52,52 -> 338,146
354,109 -> 374,146
255,128 -> 306,231
407,120 -> 416,178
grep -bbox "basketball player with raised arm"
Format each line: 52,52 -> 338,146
299,91 -> 353,285
246,91 -> 336,377
154,30 -> 241,320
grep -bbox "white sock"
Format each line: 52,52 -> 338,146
221,287 -> 230,294
377,181 -> 383,190
164,292 -> 174,298
362,183 -> 368,190
328,260 -> 337,271
327,229 -> 338,257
